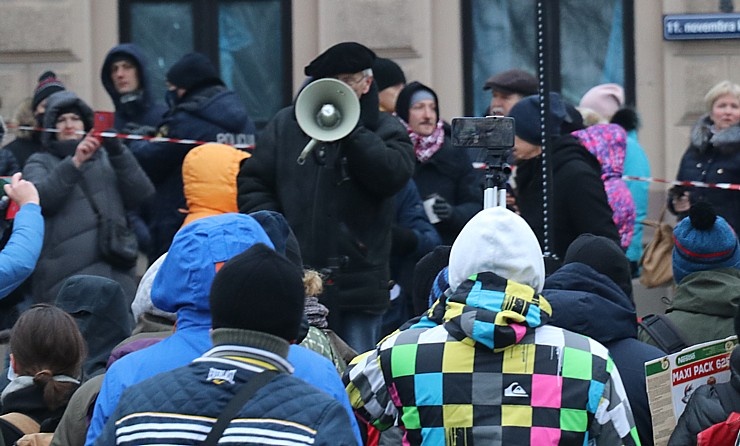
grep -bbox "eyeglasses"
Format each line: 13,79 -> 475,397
335,73 -> 367,87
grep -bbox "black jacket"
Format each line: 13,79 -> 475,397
237,106 -> 414,312
100,43 -> 167,131
131,85 -> 255,260
669,347 -> 740,446
413,137 -> 482,245
670,115 -> 740,232
515,134 -> 620,264
544,263 -> 665,446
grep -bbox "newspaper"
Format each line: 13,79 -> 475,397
645,335 -> 738,446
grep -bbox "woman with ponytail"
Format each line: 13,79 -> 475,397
0,304 -> 86,443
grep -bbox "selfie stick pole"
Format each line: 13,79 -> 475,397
483,152 -> 511,209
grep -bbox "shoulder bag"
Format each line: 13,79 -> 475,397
78,181 -> 138,270
639,206 -> 674,288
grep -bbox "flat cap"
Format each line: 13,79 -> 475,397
483,69 -> 538,96
304,42 -> 376,79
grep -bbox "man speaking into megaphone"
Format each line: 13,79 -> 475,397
237,42 -> 414,353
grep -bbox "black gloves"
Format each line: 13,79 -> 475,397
432,197 -> 453,221
391,225 -> 419,256
101,128 -> 124,155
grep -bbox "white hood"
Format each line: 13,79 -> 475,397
449,207 -> 545,292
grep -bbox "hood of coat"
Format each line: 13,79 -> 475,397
671,267 -> 740,317
571,123 -> 627,179
182,143 -> 250,226
41,91 -> 95,148
55,275 -> 134,377
448,207 -> 545,293
543,263 -> 638,345
150,213 -> 273,329
443,271 -> 551,350
100,43 -> 157,110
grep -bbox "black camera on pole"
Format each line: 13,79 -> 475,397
451,116 -> 515,208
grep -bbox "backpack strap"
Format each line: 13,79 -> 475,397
0,412 -> 40,436
639,314 -> 690,354
201,370 -> 280,446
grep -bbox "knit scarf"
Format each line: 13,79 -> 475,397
399,118 -> 445,163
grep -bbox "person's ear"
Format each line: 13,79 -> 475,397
361,75 -> 373,95
10,353 -> 20,374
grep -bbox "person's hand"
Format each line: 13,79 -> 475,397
432,196 -> 453,221
672,191 -> 691,213
100,128 -> 124,155
72,133 -> 101,168
3,172 -> 39,206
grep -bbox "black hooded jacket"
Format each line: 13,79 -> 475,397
54,275 -> 134,378
100,43 -> 167,130
515,134 -> 620,264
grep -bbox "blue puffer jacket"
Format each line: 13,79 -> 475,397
85,213 -> 273,445
96,342 -> 357,446
544,262 -> 665,446
100,43 -> 167,130
131,85 -> 256,260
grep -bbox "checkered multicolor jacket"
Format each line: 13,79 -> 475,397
344,272 -> 641,445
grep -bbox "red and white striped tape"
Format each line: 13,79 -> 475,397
6,124 -> 255,150
622,175 -> 740,191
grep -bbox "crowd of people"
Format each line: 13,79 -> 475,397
0,40 -> 737,445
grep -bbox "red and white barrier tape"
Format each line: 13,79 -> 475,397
5,124 -> 255,150
622,175 -> 740,191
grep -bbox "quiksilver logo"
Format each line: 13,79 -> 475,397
504,382 -> 529,398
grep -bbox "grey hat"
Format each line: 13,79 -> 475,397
483,69 -> 538,96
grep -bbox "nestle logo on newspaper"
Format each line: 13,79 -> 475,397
676,352 -> 696,365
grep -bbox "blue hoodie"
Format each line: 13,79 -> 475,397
85,213 -> 273,445
100,43 -> 167,130
544,262 -> 665,446
86,212 -> 362,445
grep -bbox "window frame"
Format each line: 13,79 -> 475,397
461,0 -> 635,116
118,0 -> 293,127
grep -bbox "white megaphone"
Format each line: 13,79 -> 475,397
295,78 -> 361,165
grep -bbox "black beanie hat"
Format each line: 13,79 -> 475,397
564,233 -> 633,298
507,92 -> 567,145
395,81 -> 439,124
166,52 -> 224,91
32,71 -> 66,110
373,58 -> 406,91
209,243 -> 305,341
304,42 -> 376,79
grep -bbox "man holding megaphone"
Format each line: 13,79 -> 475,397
237,42 -> 414,353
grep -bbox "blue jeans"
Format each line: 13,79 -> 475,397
333,310 -> 383,354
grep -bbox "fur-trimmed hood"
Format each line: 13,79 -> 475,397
691,114 -> 740,153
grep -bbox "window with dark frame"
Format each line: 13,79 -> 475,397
119,0 -> 292,130
462,0 -> 635,117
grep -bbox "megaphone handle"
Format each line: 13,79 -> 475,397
297,139 -> 319,165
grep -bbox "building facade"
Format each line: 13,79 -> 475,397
0,0 -> 737,206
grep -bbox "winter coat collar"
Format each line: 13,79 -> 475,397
671,267 -> 740,317
543,263 -> 638,345
690,114 -> 740,153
